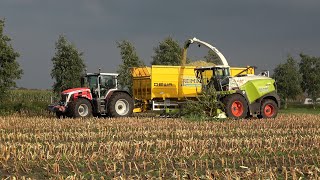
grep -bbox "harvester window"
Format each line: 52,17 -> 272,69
214,68 -> 229,79
215,69 -> 222,78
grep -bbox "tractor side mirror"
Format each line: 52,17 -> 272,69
81,77 -> 85,87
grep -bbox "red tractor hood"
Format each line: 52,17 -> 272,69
62,87 -> 90,94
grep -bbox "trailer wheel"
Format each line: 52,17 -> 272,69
258,99 -> 278,119
108,92 -> 134,117
224,94 -> 248,119
68,98 -> 92,118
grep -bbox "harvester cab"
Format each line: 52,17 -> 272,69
195,66 -> 230,91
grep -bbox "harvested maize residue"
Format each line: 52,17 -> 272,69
0,114 -> 319,179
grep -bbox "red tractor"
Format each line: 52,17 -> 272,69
49,72 -> 134,118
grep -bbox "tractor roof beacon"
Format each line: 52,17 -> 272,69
48,72 -> 134,118
185,37 -> 280,119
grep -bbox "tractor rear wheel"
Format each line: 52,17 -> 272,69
258,99 -> 278,119
223,94 -> 248,119
108,92 -> 134,117
68,98 -> 93,118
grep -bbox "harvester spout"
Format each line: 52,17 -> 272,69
181,37 -> 229,67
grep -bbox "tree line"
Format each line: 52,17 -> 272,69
272,54 -> 320,109
0,18 -> 318,109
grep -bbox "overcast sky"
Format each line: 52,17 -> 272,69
1,0 -> 320,89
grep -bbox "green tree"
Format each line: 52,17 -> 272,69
182,86 -> 221,120
204,50 -> 221,64
117,40 -> 144,93
272,56 -> 302,109
299,53 -> 320,107
0,19 -> 23,103
51,35 -> 86,94
151,37 -> 182,66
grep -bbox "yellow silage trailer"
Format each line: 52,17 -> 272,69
132,65 -> 254,112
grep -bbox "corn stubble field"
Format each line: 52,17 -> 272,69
0,114 -> 320,179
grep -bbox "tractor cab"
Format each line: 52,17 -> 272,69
81,73 -> 118,99
195,66 -> 230,91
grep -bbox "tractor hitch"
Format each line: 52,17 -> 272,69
48,103 -> 66,113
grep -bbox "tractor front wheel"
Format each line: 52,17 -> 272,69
258,99 -> 278,119
108,93 -> 134,117
224,94 -> 248,119
68,98 -> 93,118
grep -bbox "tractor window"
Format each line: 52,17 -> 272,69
100,75 -> 116,90
87,75 -> 98,90
99,75 -> 116,97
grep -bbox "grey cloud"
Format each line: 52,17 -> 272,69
0,0 -> 320,89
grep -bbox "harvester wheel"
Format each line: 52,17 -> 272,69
258,99 -> 278,119
108,92 -> 134,117
68,98 -> 92,118
224,94 -> 248,119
